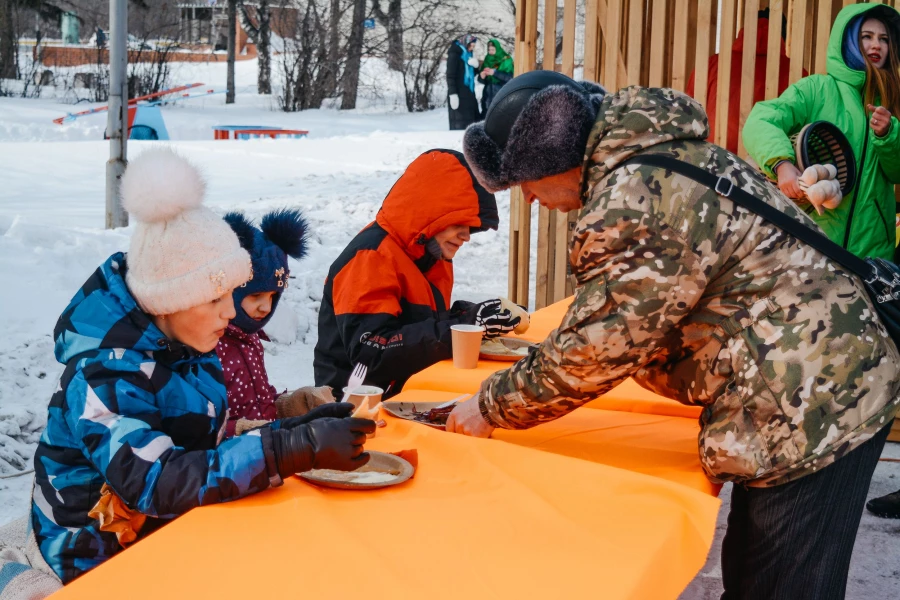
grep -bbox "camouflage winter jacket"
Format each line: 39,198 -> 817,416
479,86 -> 900,487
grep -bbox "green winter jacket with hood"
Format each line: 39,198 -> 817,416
744,3 -> 900,261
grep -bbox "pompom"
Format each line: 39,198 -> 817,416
121,147 -> 206,223
223,211 -> 257,250
260,208 -> 309,259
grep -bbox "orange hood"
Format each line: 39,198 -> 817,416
375,149 -> 499,260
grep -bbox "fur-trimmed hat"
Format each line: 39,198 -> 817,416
224,209 -> 309,334
463,71 -> 606,192
121,148 -> 251,316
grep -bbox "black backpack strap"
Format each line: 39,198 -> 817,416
619,153 -> 872,278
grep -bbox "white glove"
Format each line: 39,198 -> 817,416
468,57 -> 480,68
449,94 -> 459,110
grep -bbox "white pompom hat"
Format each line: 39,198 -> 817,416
121,147 -> 251,315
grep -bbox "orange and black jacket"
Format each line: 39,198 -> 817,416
314,149 -> 498,397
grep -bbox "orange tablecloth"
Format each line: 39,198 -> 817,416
53,416 -> 719,600
394,389 -> 715,496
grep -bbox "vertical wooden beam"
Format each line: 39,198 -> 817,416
671,0 -> 689,91
562,0 -> 577,75
815,0 -> 832,74
535,206 -> 555,309
789,0 -> 807,83
516,0 -> 539,305
627,0 -> 643,84
542,0 -> 558,70
737,0 -> 759,158
694,0 -> 713,102
649,0 -> 667,87
604,0 -> 622,90
715,0 -> 736,147
584,0 -> 601,81
765,0 -> 783,99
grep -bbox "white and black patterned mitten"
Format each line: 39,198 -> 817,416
472,299 -> 521,340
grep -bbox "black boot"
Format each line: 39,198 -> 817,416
866,489 -> 900,519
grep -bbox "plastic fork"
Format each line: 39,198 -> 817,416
340,363 -> 368,403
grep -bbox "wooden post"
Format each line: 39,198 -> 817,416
648,0 -> 667,87
694,0 -> 713,102
627,0 -> 643,84
604,0 -> 622,90
815,1 -> 832,74
737,0 -> 759,158
671,0 -> 689,91
584,0 -> 601,81
765,0 -> 783,100
789,0 -> 807,82
715,0 -> 736,147
562,0 -> 577,75
543,0 -> 558,70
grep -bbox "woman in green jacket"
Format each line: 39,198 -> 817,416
744,3 -> 900,261
478,39 -> 514,117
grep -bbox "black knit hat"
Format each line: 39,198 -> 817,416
463,71 -> 606,192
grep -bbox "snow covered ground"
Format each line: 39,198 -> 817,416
0,55 -> 897,599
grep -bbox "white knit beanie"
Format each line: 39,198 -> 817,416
121,148 -> 251,316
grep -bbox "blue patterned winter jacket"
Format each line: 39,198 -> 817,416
31,253 -> 282,583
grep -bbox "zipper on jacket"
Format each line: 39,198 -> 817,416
842,124 -> 869,249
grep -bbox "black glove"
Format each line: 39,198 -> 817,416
279,402 -> 353,429
271,417 -> 377,477
467,299 -> 521,340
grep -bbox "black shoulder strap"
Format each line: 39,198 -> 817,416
619,154 -> 872,278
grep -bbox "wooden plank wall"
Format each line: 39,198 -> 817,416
514,0 -> 900,307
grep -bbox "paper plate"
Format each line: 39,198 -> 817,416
298,451 -> 414,490
479,337 -> 537,362
381,400 -> 453,430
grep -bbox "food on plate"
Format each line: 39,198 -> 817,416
481,339 -> 531,356
304,469 -> 400,484
499,296 -> 530,334
410,404 -> 455,426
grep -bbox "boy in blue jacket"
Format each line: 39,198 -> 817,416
30,148 -> 374,583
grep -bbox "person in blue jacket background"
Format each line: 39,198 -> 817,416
30,148 -> 375,584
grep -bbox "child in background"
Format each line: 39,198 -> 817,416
219,209 -> 336,436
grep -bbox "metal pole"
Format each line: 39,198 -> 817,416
105,0 -> 128,229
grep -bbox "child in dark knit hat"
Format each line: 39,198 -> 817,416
218,208 -> 335,436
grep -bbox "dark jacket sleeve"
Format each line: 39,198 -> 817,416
446,44 -> 461,96
65,362 -> 279,519
331,250 -> 468,390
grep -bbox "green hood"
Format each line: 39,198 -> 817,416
827,3 -> 900,90
483,39 -> 513,73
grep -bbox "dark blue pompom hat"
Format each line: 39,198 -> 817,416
223,208 -> 309,334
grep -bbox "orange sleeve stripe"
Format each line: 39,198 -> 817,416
332,249 -> 403,316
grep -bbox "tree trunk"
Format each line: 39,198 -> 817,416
373,0 -> 403,71
226,0 -> 236,103
0,0 -> 17,80
257,0 -> 271,94
341,0 -> 366,109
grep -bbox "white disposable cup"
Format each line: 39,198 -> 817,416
342,385 -> 384,410
451,324 -> 485,369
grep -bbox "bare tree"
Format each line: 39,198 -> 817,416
397,0 -> 464,112
340,0 -> 364,109
279,0 -> 350,111
237,0 -> 272,94
371,0 -> 402,71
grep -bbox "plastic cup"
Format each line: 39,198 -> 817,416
342,385 -> 384,410
451,324 -> 484,369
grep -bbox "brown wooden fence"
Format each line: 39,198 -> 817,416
511,0 -> 900,308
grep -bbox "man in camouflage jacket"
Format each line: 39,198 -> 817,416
457,70 -> 900,599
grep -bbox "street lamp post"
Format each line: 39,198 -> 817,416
105,0 -> 128,229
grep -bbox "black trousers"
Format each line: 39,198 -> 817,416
721,424 -> 890,600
